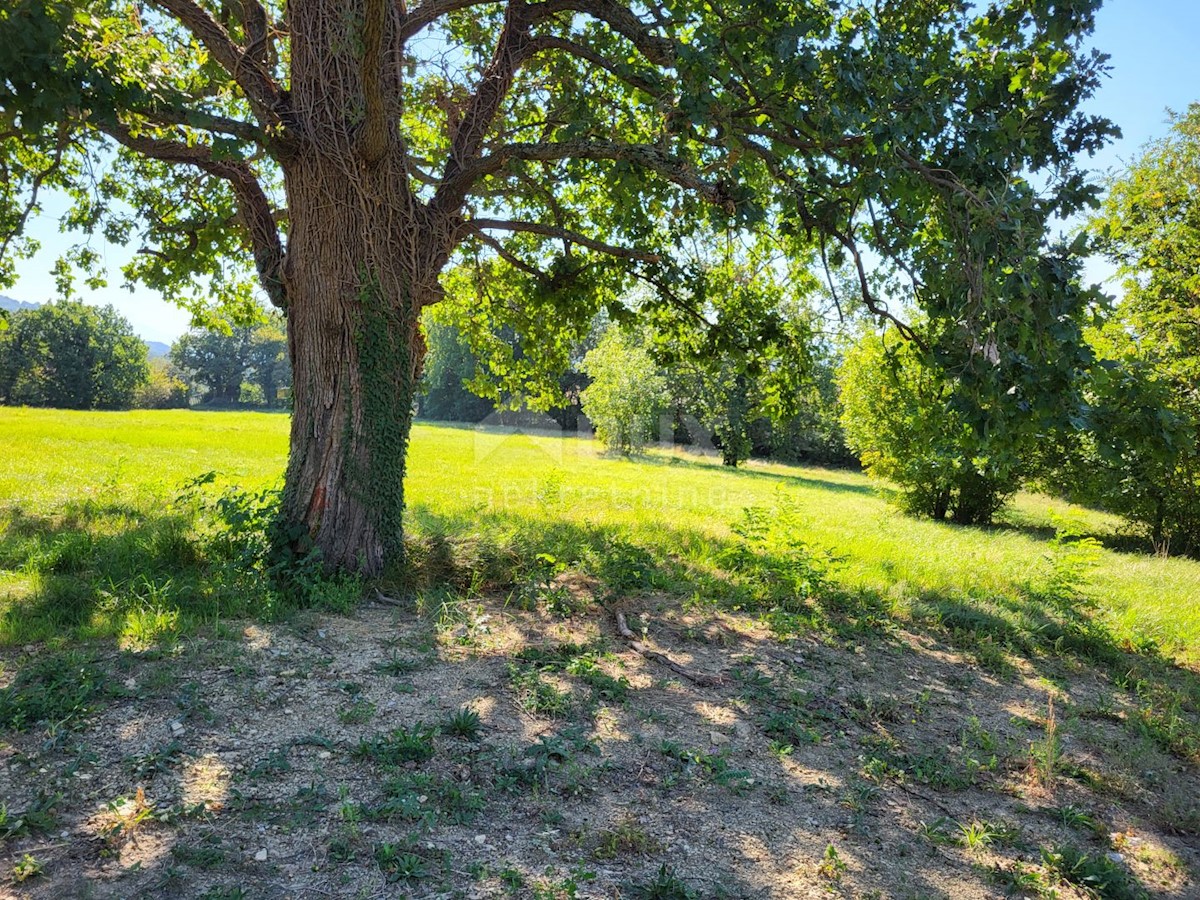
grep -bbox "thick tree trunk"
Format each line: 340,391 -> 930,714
278,0 -> 454,575
280,156 -> 445,575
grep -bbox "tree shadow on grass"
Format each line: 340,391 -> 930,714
629,450 -> 880,499
986,512 -> 1168,560
405,497 -> 1200,758
399,502 -> 1193,895
0,497 -> 1193,897
0,501 -> 241,646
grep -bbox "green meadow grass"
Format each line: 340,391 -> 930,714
1,407 -> 1198,667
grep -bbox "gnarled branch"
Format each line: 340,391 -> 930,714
523,35 -> 663,97
462,216 -> 660,261
439,139 -> 729,211
468,229 -> 547,279
138,104 -> 267,145
399,0 -> 504,41
434,0 -> 536,208
539,0 -> 673,67
97,119 -> 288,309
151,0 -> 286,133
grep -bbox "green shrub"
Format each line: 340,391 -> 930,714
581,327 -> 667,454
838,329 -> 1020,524
134,358 -> 189,409
1047,323 -> 1200,555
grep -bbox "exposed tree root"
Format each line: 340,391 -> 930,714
614,611 -> 727,687
374,589 -> 407,608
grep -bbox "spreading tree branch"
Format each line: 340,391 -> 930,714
430,0 -> 680,212
439,139 -> 730,212
97,119 -> 288,309
540,0 -> 673,67
151,0 -> 286,133
468,229 -> 547,279
435,0 -> 536,208
398,0 -> 504,41
523,35 -> 662,96
138,104 -> 267,145
463,216 -> 661,260
733,132 -> 923,346
0,125 -> 72,268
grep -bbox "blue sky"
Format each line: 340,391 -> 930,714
8,0 -> 1200,343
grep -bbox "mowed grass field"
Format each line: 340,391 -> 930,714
1,406 -> 1198,665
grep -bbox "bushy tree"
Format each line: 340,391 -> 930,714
1,0 -> 1115,571
768,354 -> 856,467
0,300 -> 147,409
1065,104 -> 1200,554
650,244 -> 816,467
1093,104 -> 1200,388
171,329 -> 248,406
839,329 -> 1021,524
1050,323 -> 1200,554
245,318 -> 290,407
171,318 -> 289,407
581,327 -> 666,454
134,356 -> 189,408
418,314 -> 497,423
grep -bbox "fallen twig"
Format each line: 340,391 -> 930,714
374,590 -> 407,608
615,612 -> 726,687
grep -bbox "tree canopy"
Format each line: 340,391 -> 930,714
1093,104 -> 1200,390
0,0 -> 1117,571
1058,104 -> 1200,554
0,299 -> 148,408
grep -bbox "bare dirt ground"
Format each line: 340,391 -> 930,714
0,589 -> 1197,899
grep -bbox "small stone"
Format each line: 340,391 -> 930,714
255,849 -> 268,862
170,721 -> 185,737
124,677 -> 137,690
317,750 -> 332,760
317,630 -> 327,639
709,731 -> 730,746
1106,851 -> 1124,863
474,835 -> 487,845
280,669 -> 298,678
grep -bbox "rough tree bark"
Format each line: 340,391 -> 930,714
278,0 -> 452,574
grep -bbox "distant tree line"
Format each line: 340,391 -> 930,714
169,320 -> 290,408
0,302 -> 290,411
419,293 -> 854,469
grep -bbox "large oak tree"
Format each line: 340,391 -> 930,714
1,0 -> 1113,573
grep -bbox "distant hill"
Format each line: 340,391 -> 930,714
1,296 -> 172,357
0,295 -> 40,313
